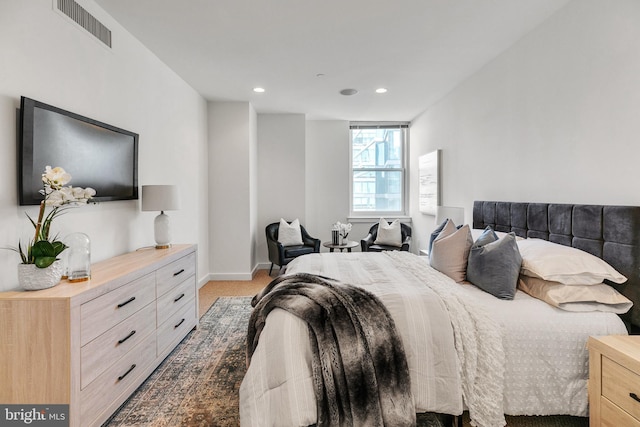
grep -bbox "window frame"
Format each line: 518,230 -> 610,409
349,122 -> 410,218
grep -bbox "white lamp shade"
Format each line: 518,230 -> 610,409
141,185 -> 180,212
435,206 -> 465,226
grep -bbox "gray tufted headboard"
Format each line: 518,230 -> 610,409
472,201 -> 640,333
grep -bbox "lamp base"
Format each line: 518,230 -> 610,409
154,212 -> 172,248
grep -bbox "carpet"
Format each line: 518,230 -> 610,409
105,297 -> 589,427
105,297 -> 251,427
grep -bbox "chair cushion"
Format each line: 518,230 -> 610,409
283,245 -> 315,258
278,218 -> 303,246
367,244 -> 401,252
374,218 -> 402,247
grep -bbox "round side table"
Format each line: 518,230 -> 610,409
323,240 -> 358,253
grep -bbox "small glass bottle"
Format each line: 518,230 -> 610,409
65,232 -> 91,282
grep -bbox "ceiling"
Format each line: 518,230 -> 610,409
94,0 -> 571,121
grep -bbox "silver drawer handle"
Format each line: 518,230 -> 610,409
117,330 -> 136,345
117,364 -> 136,381
631,393 -> 640,403
174,293 -> 185,303
117,296 -> 136,308
174,318 -> 185,329
173,269 -> 185,277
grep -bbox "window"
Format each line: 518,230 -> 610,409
350,122 -> 409,216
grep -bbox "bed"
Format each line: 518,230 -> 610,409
240,201 -> 640,427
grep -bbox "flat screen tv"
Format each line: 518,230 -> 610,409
18,96 -> 138,205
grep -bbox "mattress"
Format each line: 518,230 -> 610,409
239,251 -> 627,426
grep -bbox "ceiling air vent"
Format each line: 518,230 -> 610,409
56,0 -> 112,48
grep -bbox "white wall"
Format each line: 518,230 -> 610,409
0,1 -> 210,291
305,120 -> 356,246
249,107 -> 258,275
409,0 -> 640,253
208,101 -> 256,279
256,114 -> 306,268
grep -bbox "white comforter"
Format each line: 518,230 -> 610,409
239,252 -> 627,426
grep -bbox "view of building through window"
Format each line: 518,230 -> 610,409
350,124 -> 407,214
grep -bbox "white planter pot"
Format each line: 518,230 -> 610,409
18,261 -> 64,291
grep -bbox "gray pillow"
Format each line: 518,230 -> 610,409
428,219 -> 448,254
466,232 -> 522,300
473,226 -> 498,248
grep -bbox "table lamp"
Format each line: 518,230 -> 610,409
142,185 -> 180,249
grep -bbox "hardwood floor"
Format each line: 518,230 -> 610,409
198,269 -> 275,317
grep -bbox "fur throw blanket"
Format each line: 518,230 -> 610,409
247,273 -> 416,427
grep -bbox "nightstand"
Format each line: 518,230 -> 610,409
588,335 -> 640,427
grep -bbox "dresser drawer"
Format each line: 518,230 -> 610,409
157,299 -> 196,355
80,332 -> 157,424
601,396 -> 640,427
157,275 -> 196,325
81,302 -> 156,389
80,273 -> 156,346
602,355 -> 640,422
156,252 -> 196,297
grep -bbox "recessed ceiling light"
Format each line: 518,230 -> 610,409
375,88 -> 388,94
253,87 -> 265,93
339,88 -> 358,96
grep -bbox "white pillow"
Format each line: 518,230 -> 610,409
429,221 -> 473,283
516,238 -> 626,285
374,218 -> 402,247
277,218 -> 303,246
518,276 -> 632,313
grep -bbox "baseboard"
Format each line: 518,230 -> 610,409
255,262 -> 272,271
201,263 -> 271,284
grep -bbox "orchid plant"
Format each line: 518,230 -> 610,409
11,166 -> 95,268
333,221 -> 352,239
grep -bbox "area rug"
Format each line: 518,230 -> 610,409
105,296 -> 589,427
104,297 -> 252,427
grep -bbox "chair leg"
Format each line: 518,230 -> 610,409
269,263 -> 274,275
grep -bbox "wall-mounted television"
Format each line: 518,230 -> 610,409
18,96 -> 139,206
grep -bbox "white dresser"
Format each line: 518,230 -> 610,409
0,244 -> 198,427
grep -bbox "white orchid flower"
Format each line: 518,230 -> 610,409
42,166 -> 72,190
45,190 -> 64,206
71,186 -> 86,199
84,187 -> 96,199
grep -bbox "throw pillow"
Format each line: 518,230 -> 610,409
518,276 -> 632,313
277,218 -> 303,246
429,221 -> 473,283
467,232 -> 522,300
374,218 -> 402,247
428,219 -> 449,255
471,228 -> 524,242
516,238 -> 627,285
473,226 -> 499,248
